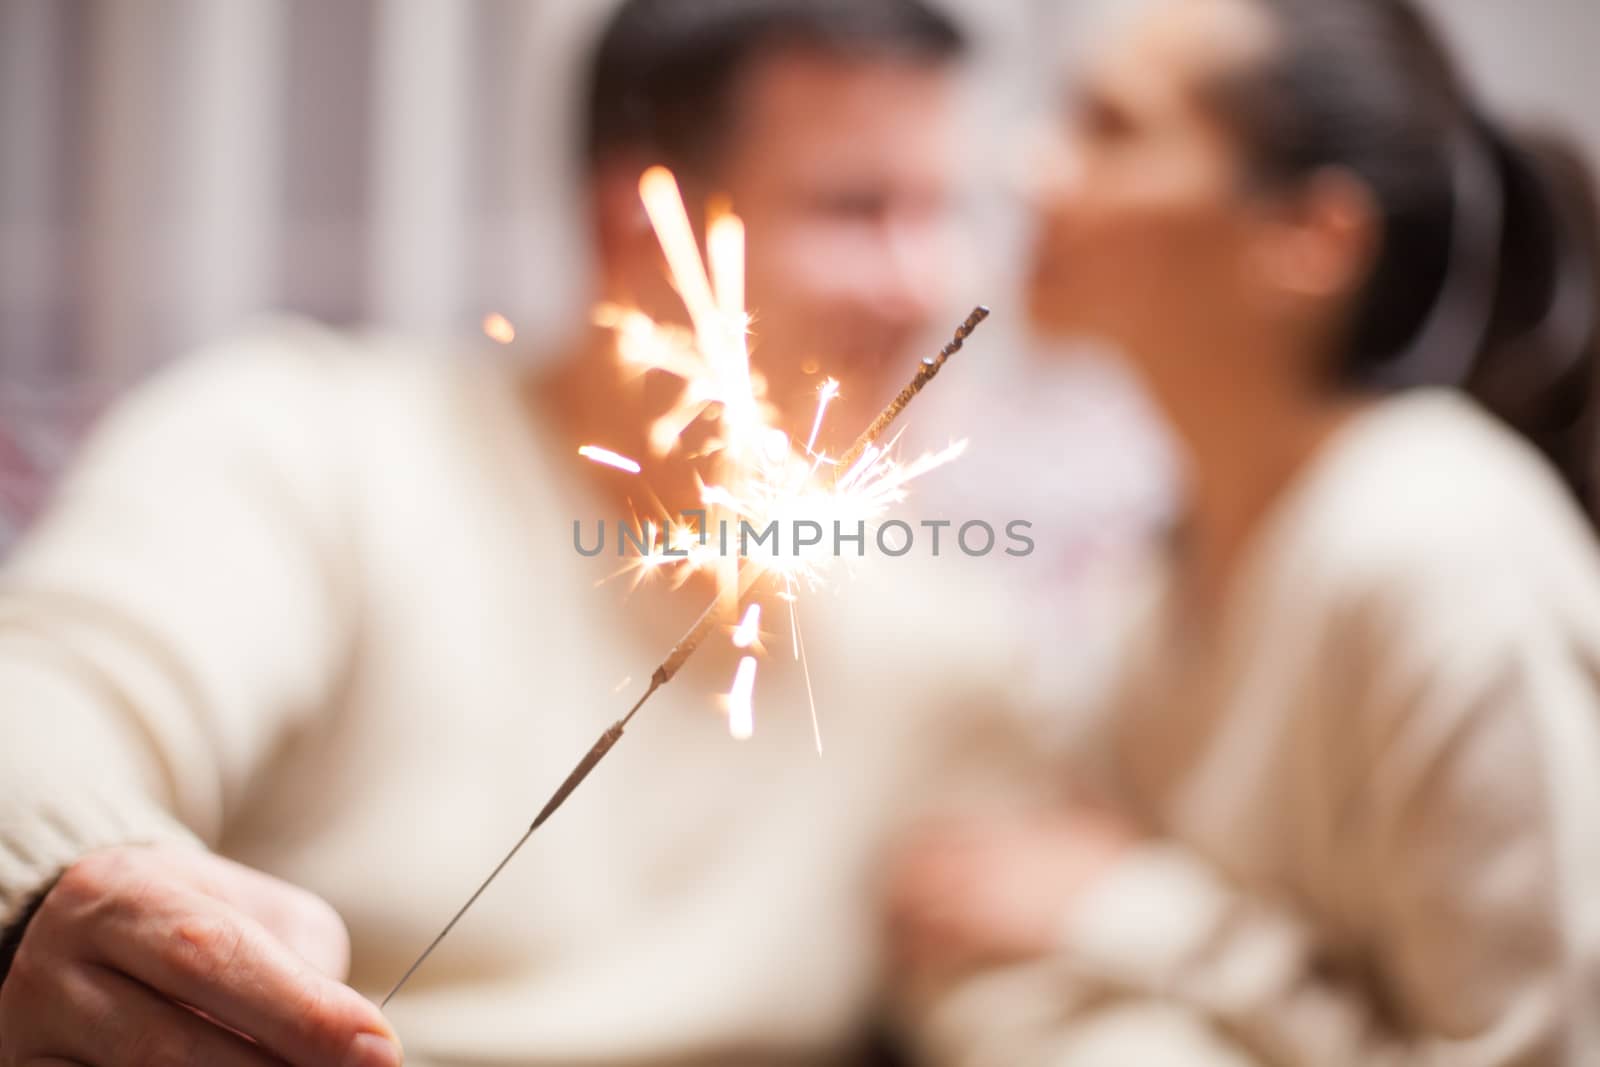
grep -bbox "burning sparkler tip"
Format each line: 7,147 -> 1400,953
831,305 -> 992,475
949,306 -> 989,344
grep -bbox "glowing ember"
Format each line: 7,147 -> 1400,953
578,445 -> 643,474
482,312 -> 516,345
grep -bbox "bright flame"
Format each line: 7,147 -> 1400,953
591,167 -> 967,746
578,445 -> 642,475
482,312 -> 516,345
727,656 -> 757,740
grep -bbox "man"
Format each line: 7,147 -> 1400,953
0,2 -> 1029,1066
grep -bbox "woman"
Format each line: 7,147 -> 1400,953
888,0 -> 1600,1063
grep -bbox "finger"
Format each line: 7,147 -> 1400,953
165,849 -> 352,979
87,891 -> 399,1067
49,963 -> 289,1067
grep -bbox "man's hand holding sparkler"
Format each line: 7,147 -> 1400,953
0,845 -> 402,1067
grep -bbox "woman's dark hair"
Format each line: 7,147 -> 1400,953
1212,0 -> 1600,522
584,0 -> 966,176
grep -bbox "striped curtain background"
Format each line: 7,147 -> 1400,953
0,0 -> 1061,547
0,0 -> 1594,548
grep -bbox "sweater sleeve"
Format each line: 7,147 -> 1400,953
1059,573 -> 1600,1066
0,323 -> 360,927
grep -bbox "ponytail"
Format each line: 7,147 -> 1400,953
1216,0 -> 1600,526
1466,126 -> 1600,521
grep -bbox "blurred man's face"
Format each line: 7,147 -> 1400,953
709,50 -> 960,432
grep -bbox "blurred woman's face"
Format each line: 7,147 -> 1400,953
1027,0 -> 1274,368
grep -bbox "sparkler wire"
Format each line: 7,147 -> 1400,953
831,306 -> 988,475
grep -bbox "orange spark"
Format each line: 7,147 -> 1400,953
638,167 -> 720,346
708,210 -> 745,321
578,445 -> 642,474
805,378 -> 841,456
727,656 -> 757,740
482,312 -> 516,344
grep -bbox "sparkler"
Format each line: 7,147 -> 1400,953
381,167 -> 988,1009
833,306 -> 989,475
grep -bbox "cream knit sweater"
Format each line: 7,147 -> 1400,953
917,391 -> 1600,1066
0,321 -> 1039,1066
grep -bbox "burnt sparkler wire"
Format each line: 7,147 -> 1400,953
380,599 -> 718,1008
832,305 -> 989,475
380,307 -> 989,1010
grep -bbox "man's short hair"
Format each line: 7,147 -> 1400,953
584,0 -> 967,175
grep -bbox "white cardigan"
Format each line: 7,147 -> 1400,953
920,390 -> 1600,1066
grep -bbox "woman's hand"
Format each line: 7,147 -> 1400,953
885,808 -> 1137,979
0,844 -> 402,1067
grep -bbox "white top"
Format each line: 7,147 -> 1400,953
1023,391 -> 1600,1065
